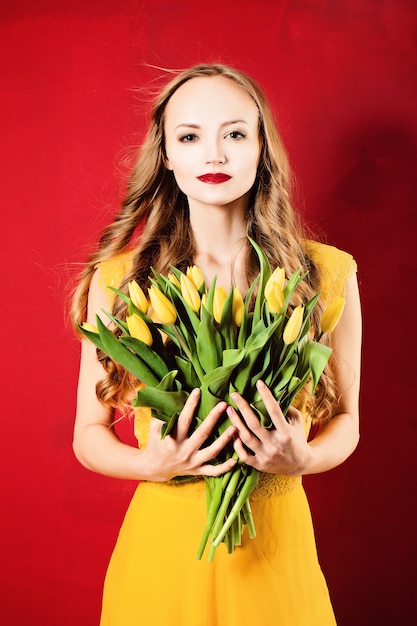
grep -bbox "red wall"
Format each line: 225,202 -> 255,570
1,1 -> 416,624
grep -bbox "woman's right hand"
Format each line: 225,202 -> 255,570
140,389 -> 238,482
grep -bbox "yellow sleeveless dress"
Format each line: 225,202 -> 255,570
96,242 -> 357,626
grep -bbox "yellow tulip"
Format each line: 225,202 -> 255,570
213,286 -> 227,324
81,322 -> 98,333
283,305 -> 304,345
128,280 -> 149,314
232,287 -> 244,326
265,266 -> 285,298
126,314 -> 153,346
180,274 -> 201,312
168,272 -> 181,287
265,284 -> 284,314
186,265 -> 204,290
148,285 -> 177,324
320,296 -> 345,334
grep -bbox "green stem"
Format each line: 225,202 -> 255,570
242,498 -> 256,539
196,478 -> 224,560
172,325 -> 205,382
212,468 -> 259,548
209,468 -> 242,542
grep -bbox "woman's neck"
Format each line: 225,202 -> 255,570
189,201 -> 249,291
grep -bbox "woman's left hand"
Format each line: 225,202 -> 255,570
227,380 -> 312,476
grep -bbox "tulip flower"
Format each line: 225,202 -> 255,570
81,322 -> 99,333
126,314 -> 153,346
213,286 -> 227,324
168,272 -> 181,287
320,296 -> 345,334
186,265 -> 204,290
180,274 -> 201,312
265,284 -> 284,314
128,280 -> 149,314
232,287 -> 244,326
283,305 -> 304,345
148,285 -> 177,324
265,266 -> 285,298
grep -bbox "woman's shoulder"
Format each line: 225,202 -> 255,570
302,239 -> 357,302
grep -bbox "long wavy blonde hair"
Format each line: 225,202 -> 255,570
71,63 -> 337,422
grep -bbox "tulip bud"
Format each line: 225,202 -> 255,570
128,280 -> 149,314
180,274 -> 201,312
320,296 -> 345,334
81,322 -> 99,333
265,285 -> 284,314
265,266 -> 285,298
283,305 -> 304,345
232,287 -> 244,326
148,285 -> 177,324
186,265 -> 204,290
126,314 -> 153,346
168,272 -> 181,287
213,286 -> 227,324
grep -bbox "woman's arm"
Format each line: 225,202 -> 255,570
73,269 -> 237,482
227,273 -> 362,476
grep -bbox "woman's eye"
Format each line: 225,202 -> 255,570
227,131 -> 245,140
179,133 -> 197,143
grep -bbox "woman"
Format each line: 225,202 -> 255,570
72,64 -> 361,625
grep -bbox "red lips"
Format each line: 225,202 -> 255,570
197,173 -> 231,184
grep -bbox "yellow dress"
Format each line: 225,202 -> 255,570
96,242 -> 357,626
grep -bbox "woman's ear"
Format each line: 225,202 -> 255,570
164,154 -> 173,171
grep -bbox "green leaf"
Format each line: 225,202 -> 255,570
132,386 -> 188,417
306,341 -> 332,393
101,309 -> 129,335
197,304 -> 223,373
249,397 -> 272,428
95,316 -> 160,386
78,325 -> 105,352
202,357 -> 244,399
175,356 -> 200,389
271,353 -> 298,391
219,286 -> 235,350
233,316 -> 282,394
119,335 -> 169,379
248,237 -> 272,330
222,348 -> 245,368
197,386 -> 221,422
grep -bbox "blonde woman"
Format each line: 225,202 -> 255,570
72,64 -> 361,625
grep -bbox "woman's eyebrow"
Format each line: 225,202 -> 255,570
175,119 -> 249,130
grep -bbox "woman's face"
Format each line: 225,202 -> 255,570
163,75 -> 261,213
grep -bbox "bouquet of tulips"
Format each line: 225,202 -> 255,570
80,238 -> 345,560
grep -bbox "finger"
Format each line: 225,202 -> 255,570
199,456 -> 237,477
255,380 -> 288,429
149,417 -> 163,436
196,423 -> 237,465
228,396 -> 264,441
232,436 -> 258,468
286,404 -> 303,425
190,401 -> 228,448
176,388 -> 201,440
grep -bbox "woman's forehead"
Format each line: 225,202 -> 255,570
164,75 -> 259,127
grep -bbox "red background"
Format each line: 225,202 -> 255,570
1,1 -> 416,624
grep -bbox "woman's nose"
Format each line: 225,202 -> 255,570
205,140 -> 226,164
